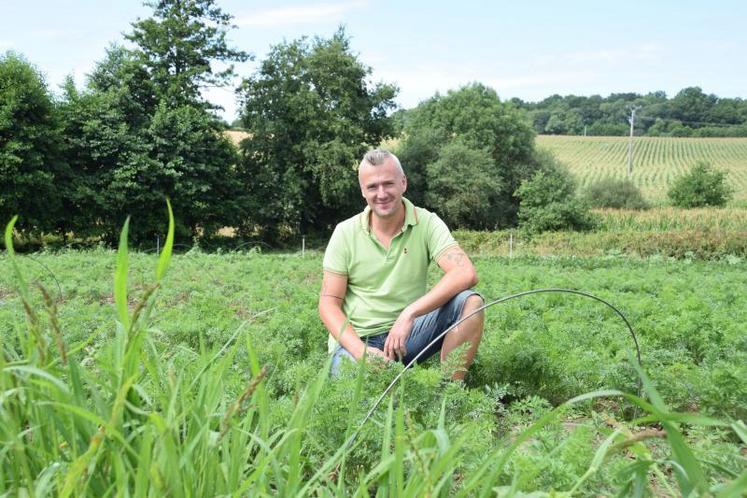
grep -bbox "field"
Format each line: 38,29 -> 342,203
2,240 -> 745,495
536,135 -> 747,203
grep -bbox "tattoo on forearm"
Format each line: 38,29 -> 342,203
445,248 -> 467,267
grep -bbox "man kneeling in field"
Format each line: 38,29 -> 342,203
318,149 -> 484,379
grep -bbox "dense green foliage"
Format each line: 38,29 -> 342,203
1,237 -> 745,494
236,29 -> 397,239
396,83 -> 538,228
582,177 -> 649,209
2,1 -> 247,244
0,53 -> 67,234
516,153 -> 595,234
513,87 -> 747,137
423,141 -> 502,229
668,161 -> 734,208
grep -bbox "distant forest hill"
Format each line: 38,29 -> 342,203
513,87 -> 747,137
394,87 -> 747,138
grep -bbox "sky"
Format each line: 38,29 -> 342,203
2,0 -> 746,122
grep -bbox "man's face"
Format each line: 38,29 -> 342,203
359,158 -> 407,220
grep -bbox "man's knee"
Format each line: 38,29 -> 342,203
462,294 -> 485,319
463,294 -> 485,336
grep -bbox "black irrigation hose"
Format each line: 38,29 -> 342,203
345,288 -> 642,450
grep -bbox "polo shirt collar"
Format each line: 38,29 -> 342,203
360,197 -> 419,231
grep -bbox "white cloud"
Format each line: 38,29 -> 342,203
236,1 -> 367,28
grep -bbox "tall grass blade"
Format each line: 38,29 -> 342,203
394,387 -> 405,497
114,217 -> 131,330
715,470 -> 747,498
156,199 -> 175,282
731,420 -> 747,445
4,216 -> 28,298
568,428 -> 624,494
628,357 -> 708,495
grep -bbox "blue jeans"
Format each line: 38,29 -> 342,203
330,289 -> 482,376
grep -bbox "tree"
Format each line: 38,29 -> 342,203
60,43 -> 243,243
670,87 -> 717,126
396,83 -> 536,228
59,47 -> 160,241
144,102 -> 244,238
516,153 -> 595,234
237,29 -> 397,240
544,108 -> 583,135
127,0 -> 250,108
424,141 -> 503,229
668,161 -> 733,208
0,52 -> 67,234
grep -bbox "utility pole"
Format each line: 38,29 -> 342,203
626,106 -> 640,177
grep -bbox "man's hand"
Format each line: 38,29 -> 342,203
384,309 -> 415,361
363,347 -> 391,365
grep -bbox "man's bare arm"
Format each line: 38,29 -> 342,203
383,245 -> 478,359
318,271 -> 386,361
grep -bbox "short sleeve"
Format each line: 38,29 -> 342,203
427,213 -> 458,263
322,224 -> 349,275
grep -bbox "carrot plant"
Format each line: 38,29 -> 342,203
2,210 -> 745,495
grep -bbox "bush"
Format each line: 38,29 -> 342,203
423,141 -> 503,229
582,177 -> 648,209
668,161 -> 733,208
516,155 -> 596,234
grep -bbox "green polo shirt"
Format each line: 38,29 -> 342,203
323,197 -> 457,352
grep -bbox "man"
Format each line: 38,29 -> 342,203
319,149 -> 484,379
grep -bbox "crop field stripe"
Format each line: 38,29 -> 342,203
536,135 -> 747,202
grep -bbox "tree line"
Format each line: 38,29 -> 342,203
3,0 -> 584,246
506,89 -> 747,137
3,0 -> 732,247
1,1 -> 400,245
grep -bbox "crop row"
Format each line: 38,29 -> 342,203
536,135 -> 747,202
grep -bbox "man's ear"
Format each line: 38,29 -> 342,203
402,175 -> 407,193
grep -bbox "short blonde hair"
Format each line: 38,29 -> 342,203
360,149 -> 404,175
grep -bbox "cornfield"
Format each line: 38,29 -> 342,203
536,135 -> 747,202
592,207 -> 747,231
